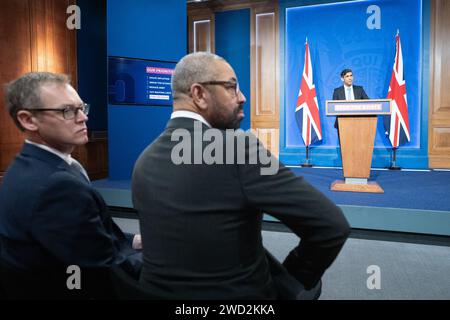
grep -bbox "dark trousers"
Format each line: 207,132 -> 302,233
265,249 -> 321,300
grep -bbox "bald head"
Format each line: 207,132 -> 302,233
171,52 -> 229,100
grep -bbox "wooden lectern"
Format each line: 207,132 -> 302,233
326,99 -> 391,193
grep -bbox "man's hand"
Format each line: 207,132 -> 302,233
132,234 -> 142,250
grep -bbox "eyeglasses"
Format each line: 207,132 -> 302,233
198,81 -> 240,97
25,103 -> 90,120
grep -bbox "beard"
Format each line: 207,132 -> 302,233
209,102 -> 244,130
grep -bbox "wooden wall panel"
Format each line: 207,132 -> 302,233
0,0 -> 30,172
188,1 -> 280,157
255,13 -> 276,117
30,0 -> 77,85
255,127 -> 279,157
72,137 -> 108,180
0,0 -> 82,180
188,0 -> 277,14
189,13 -> 215,53
250,7 -> 279,157
194,20 -> 212,52
429,0 -> 450,168
432,127 -> 450,150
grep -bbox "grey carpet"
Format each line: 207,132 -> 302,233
262,230 -> 450,300
114,218 -> 450,300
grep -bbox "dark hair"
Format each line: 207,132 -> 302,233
4,72 -> 70,131
340,69 -> 352,78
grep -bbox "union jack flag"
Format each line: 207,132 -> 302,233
295,39 -> 322,147
384,32 -> 410,148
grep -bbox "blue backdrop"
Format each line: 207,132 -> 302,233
107,0 -> 186,180
280,0 -> 427,168
215,9 -> 251,131
77,0 -> 107,131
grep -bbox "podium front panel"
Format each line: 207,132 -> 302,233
338,116 -> 377,178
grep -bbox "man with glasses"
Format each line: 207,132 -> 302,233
132,52 -> 350,299
0,72 -> 142,299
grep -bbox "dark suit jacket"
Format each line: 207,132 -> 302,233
0,143 -> 140,299
332,85 -> 369,128
132,117 -> 350,299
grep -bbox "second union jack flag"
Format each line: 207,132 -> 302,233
295,39 -> 322,147
384,32 -> 411,148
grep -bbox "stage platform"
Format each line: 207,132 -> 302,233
92,167 -> 450,236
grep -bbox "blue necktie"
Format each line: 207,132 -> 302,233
70,159 -> 90,182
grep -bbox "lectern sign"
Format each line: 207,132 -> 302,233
326,99 -> 391,116
326,99 -> 391,193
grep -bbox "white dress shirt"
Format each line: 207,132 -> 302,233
171,110 -> 211,128
25,139 -> 90,181
344,85 -> 355,100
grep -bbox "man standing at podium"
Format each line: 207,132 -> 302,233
333,68 -> 369,129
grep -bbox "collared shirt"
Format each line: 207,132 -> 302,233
344,85 -> 354,100
25,139 -> 74,165
171,110 -> 212,128
25,139 -> 89,181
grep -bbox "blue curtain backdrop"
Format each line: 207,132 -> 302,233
281,0 -> 424,167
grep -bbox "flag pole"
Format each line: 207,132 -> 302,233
302,35 -> 312,168
388,147 -> 401,170
301,145 -> 313,167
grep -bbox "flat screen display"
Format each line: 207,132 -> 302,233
108,56 -> 176,106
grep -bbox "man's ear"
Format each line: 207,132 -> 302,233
191,83 -> 209,111
16,110 -> 39,131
